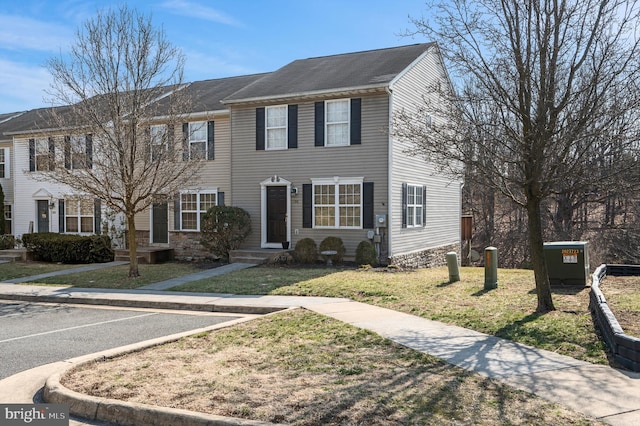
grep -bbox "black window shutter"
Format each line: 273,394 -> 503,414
29,139 -> 35,171
422,186 -> 427,226
302,184 -> 312,228
182,123 -> 189,160
256,108 -> 265,150
167,124 -> 175,156
174,197 -> 181,230
350,98 -> 361,145
218,192 -> 225,206
58,200 -> 65,233
402,183 -> 408,228
363,182 -> 374,229
64,136 -> 71,169
94,199 -> 101,234
314,101 -> 325,146
288,105 -> 298,149
207,121 -> 215,160
48,137 -> 55,170
86,134 -> 93,169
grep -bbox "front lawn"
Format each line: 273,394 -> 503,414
173,265 -> 608,364
0,261 -> 81,281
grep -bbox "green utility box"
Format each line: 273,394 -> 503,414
543,241 -> 590,286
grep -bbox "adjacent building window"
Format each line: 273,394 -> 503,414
69,135 -> 87,169
312,178 -> 362,228
0,148 -> 8,178
150,125 -> 167,161
325,99 -> 350,146
180,190 -> 217,231
406,184 -> 424,227
188,121 -> 207,160
4,204 -> 11,234
265,105 -> 287,150
35,138 -> 50,171
65,198 -> 94,233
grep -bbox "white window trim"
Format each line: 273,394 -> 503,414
311,176 -> 363,229
35,138 -> 49,172
406,184 -> 424,228
325,99 -> 350,147
64,197 -> 95,234
265,105 -> 288,151
188,121 -> 207,160
0,147 -> 9,179
179,189 -> 218,232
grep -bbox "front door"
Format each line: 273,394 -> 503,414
152,202 -> 168,244
266,186 -> 287,243
37,200 -> 49,232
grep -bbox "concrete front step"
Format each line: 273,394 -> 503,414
229,249 -> 291,264
114,247 -> 174,265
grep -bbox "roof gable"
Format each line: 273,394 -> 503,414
224,43 -> 434,103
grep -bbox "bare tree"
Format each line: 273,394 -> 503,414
43,5 -> 200,277
397,0 -> 640,312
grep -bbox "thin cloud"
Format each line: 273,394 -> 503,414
0,59 -> 52,111
0,14 -> 73,52
159,0 -> 243,27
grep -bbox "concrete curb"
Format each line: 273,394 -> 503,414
38,310 -> 294,426
44,371 -> 276,426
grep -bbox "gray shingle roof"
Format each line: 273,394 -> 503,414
224,43 -> 434,102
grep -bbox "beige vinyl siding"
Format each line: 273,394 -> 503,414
136,116 -> 232,233
390,48 -> 462,256
231,93 -> 390,257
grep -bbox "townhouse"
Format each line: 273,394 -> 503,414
0,43 -> 462,267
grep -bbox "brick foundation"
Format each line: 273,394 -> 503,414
390,243 -> 460,268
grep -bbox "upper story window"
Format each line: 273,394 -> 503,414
180,190 -> 217,231
265,105 -> 287,150
325,99 -> 350,146
0,148 -> 9,178
312,177 -> 363,229
315,98 -> 360,147
35,138 -> 51,171
150,125 -> 167,161
189,121 -> 207,160
69,135 -> 87,169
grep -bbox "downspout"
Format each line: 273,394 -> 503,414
386,86 -> 394,264
459,182 -> 465,261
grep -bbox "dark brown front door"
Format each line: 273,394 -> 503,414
266,186 -> 287,243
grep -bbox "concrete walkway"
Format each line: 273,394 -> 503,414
137,262 -> 256,290
1,265 -> 639,425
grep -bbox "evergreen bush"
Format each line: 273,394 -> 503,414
355,240 -> 378,266
294,238 -> 318,263
200,206 -> 251,261
21,233 -> 114,263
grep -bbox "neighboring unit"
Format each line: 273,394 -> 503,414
0,43 -> 462,267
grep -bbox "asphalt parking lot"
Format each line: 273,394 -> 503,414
0,300 -> 243,379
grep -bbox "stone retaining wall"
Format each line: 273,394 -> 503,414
590,264 -> 640,372
390,243 -> 460,268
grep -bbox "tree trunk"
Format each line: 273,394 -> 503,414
127,214 -> 139,278
526,196 -> 555,313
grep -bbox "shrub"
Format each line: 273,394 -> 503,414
294,238 -> 318,264
319,236 -> 346,264
355,240 -> 378,266
200,206 -> 251,261
0,234 -> 15,250
21,233 -> 114,263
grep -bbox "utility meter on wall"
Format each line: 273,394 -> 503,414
375,214 -> 387,227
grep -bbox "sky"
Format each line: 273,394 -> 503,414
0,0 -> 431,113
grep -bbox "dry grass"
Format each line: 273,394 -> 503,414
63,309 -> 603,425
600,276 -> 640,337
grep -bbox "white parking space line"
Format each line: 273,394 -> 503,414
0,312 -> 158,343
